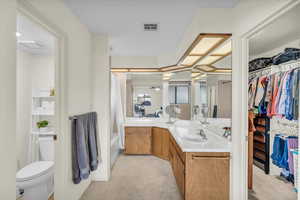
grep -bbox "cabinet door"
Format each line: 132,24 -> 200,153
152,127 -> 163,158
125,127 -> 152,154
174,152 -> 185,197
161,129 -> 169,160
185,155 -> 230,200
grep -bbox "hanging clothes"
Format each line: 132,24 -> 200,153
249,67 -> 300,120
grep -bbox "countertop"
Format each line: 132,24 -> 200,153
124,118 -> 231,153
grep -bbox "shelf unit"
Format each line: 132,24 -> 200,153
31,89 -> 55,136
253,114 -> 270,174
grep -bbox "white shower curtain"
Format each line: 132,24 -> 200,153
27,134 -> 40,163
111,74 -> 125,149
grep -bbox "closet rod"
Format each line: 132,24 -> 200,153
249,59 -> 300,75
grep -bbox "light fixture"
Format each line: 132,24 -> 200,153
181,56 -> 201,66
160,65 -> 184,72
111,68 -> 129,72
214,68 -> 232,73
195,65 -> 216,72
129,68 -> 160,72
16,32 -> 22,37
197,55 -> 222,65
212,41 -> 232,55
110,34 -> 232,74
163,73 -> 173,77
178,33 -> 231,67
18,40 -> 36,44
191,72 -> 201,78
190,37 -> 224,55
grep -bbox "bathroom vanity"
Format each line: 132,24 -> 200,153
124,119 -> 231,200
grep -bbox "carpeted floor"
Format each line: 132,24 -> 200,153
248,166 -> 297,200
80,155 -> 297,200
80,155 -> 182,200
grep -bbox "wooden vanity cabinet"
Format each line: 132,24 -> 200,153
124,127 -> 152,154
169,133 -> 230,200
152,127 -> 169,160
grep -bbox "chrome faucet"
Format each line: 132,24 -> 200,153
199,129 -> 207,141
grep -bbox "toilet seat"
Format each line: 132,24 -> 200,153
17,161 -> 54,182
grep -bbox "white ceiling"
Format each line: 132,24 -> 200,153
17,14 -> 55,55
250,4 -> 300,56
64,0 -> 239,56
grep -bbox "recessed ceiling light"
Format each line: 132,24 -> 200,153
16,32 -> 22,37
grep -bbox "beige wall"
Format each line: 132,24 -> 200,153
0,0 -> 17,199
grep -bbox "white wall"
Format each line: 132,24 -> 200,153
111,55 -> 158,68
91,34 -> 110,182
25,0 -> 94,199
16,50 -> 32,170
0,0 -> 17,199
250,38 -> 300,60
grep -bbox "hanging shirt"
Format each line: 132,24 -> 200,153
248,77 -> 258,110
254,76 -> 267,107
278,71 -> 292,115
285,70 -> 295,120
293,69 -> 300,120
266,74 -> 275,116
270,73 -> 282,116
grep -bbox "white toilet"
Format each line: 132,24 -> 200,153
16,136 -> 54,200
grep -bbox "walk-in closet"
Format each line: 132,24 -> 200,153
247,4 -> 300,200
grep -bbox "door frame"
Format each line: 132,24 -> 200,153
17,0 -> 68,199
238,1 -> 300,199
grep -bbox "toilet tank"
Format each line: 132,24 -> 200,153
39,137 -> 54,161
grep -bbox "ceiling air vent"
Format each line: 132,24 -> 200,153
144,23 -> 159,31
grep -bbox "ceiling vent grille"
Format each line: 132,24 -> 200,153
144,23 -> 158,31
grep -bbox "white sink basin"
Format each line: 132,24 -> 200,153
174,124 -> 208,143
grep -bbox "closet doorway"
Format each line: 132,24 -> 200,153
247,4 -> 300,200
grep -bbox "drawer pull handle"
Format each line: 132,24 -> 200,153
192,156 -> 229,160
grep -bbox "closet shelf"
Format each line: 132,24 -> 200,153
254,135 -> 265,143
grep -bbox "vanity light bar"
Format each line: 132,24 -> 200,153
111,68 -> 129,72
214,68 -> 232,73
128,68 -> 160,72
110,68 -> 160,73
160,65 -> 185,72
195,65 -> 216,72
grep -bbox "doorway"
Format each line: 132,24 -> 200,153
246,3 -> 300,200
16,12 -> 58,200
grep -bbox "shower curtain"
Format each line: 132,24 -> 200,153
111,74 -> 125,149
27,134 -> 40,163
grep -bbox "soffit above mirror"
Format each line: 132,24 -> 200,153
111,33 -> 232,75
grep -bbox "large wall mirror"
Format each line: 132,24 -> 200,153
126,74 -> 163,118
